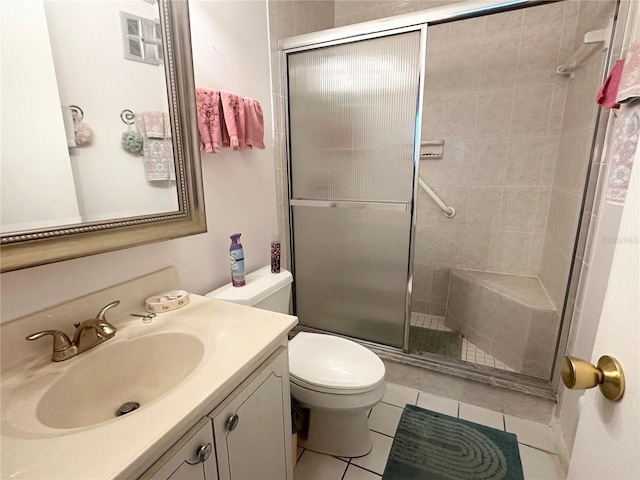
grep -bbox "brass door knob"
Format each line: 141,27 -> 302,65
561,355 -> 625,401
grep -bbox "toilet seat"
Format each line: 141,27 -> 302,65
289,332 -> 385,393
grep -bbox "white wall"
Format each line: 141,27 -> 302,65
0,0 -> 277,323
0,0 -> 81,231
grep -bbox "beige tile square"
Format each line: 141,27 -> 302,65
461,230 -> 497,270
433,228 -> 465,267
518,444 -> 565,480
466,187 -> 503,230
535,188 -> 552,233
476,88 -> 515,138
294,450 -> 348,480
351,432 -> 394,476
517,26 -> 563,85
458,403 -> 505,430
421,140 -> 472,186
499,187 -> 539,232
430,267 -> 452,305
522,2 -> 566,30
343,464 -> 381,480
412,264 -> 433,303
368,402 -> 404,437
444,92 -> 478,140
505,138 -> 546,186
414,227 -> 435,265
382,382 -> 420,408
471,140 -> 508,186
528,233 -> 545,275
510,84 -> 554,137
492,232 -> 532,274
416,392 -> 459,417
485,9 -> 522,36
480,32 -> 520,88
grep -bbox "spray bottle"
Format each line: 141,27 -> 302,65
229,233 -> 245,286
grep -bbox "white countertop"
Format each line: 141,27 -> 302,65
1,294 -> 297,479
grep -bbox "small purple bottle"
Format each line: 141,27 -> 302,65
271,234 -> 281,273
229,233 -> 245,287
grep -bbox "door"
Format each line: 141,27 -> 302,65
286,29 -> 425,348
211,347 -> 293,480
567,149 -> 639,477
140,417 -> 218,480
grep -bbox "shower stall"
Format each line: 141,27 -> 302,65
281,0 -> 626,393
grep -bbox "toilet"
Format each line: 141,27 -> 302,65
206,266 -> 386,458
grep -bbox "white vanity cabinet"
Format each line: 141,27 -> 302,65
141,346 -> 293,480
210,346 -> 293,480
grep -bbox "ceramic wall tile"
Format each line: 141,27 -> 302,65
499,187 -> 539,232
505,138 -> 546,186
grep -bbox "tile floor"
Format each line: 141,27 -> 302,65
294,382 -> 564,480
410,312 -> 516,372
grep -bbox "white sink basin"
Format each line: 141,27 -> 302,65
36,332 -> 204,429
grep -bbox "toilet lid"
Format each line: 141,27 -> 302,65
289,332 -> 385,391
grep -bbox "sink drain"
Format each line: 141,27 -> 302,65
116,402 -> 140,417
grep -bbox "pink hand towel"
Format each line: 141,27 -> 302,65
596,59 -> 624,109
196,87 -> 222,153
617,40 -> 640,103
244,97 -> 265,149
220,91 -> 247,151
141,111 -> 166,138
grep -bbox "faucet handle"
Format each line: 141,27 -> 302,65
96,300 -> 120,321
26,330 -> 77,361
26,330 -> 72,351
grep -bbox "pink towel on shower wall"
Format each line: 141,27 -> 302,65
244,97 -> 265,149
196,87 -> 222,153
596,59 -> 624,109
220,91 -> 246,151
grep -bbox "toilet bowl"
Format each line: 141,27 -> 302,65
206,266 -> 386,457
289,332 -> 385,457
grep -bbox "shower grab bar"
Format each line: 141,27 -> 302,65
418,177 -> 455,218
557,25 -> 611,77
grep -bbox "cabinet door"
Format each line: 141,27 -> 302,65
140,417 -> 218,480
211,347 -> 293,480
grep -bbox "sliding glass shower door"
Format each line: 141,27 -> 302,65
287,30 -> 424,348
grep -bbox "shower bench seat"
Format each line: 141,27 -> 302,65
445,268 -> 557,378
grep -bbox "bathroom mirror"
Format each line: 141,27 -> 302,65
0,0 -> 206,273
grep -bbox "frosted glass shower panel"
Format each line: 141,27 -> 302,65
288,31 -> 421,202
292,205 -> 411,347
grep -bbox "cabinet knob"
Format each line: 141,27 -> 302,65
226,414 -> 239,431
196,443 -> 212,463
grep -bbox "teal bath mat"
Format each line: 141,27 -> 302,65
382,405 -> 524,480
408,327 -> 463,359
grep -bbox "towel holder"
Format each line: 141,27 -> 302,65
69,105 -> 84,121
121,109 -> 135,125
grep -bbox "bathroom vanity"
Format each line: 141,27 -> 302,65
0,268 -> 297,479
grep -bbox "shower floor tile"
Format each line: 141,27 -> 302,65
410,312 -> 515,372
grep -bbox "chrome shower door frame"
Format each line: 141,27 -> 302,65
283,24 -> 428,351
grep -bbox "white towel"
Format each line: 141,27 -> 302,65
135,113 -> 176,182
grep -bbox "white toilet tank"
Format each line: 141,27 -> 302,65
205,266 -> 293,314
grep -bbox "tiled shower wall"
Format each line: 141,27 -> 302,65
268,1 -> 335,270
336,1 -> 579,315
538,0 -> 616,312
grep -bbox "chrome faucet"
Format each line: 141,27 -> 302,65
26,301 -> 120,361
